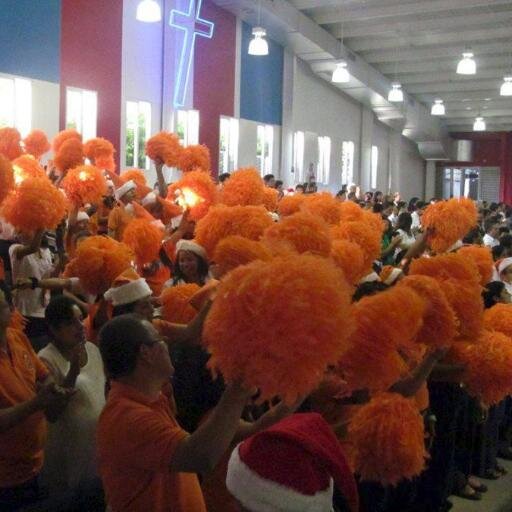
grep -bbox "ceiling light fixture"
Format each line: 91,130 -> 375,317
388,83 -> 403,102
457,50 -> 476,75
332,62 -> 350,83
500,76 -> 512,96
248,27 -> 269,55
431,99 -> 445,116
136,0 -> 162,22
473,117 -> 486,131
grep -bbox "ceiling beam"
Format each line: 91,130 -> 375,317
311,0 -> 512,24
362,41 -> 511,64
290,0 -> 363,9
327,10 -> 512,38
346,27 -> 512,53
397,68 -> 510,86
406,79 -> 503,94
445,108 -> 512,119
446,115 -> 512,124
415,90 -> 502,102
442,97 -> 512,108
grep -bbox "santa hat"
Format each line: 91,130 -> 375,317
115,180 -> 136,201
106,179 -> 115,188
380,266 -> 403,286
359,271 -> 380,284
104,268 -> 152,306
176,239 -> 207,261
498,257 -> 512,276
226,413 -> 358,512
76,211 -> 90,223
142,191 -> 157,206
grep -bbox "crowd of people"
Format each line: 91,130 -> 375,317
1,125 -> 512,512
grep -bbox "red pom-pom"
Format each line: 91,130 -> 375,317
84,137 -> 115,163
146,132 -> 182,167
448,331 -> 512,406
301,193 -> 341,225
122,218 -> 163,265
0,127 -> 23,160
0,156 -> 15,204
483,303 -> 512,338
195,205 -> 273,258
457,245 -> 494,286
12,155 -> 46,185
212,235 -> 272,276
167,170 -> 217,221
277,194 -> 305,217
422,198 -> 478,253
23,130 -> 50,159
330,239 -> 366,285
63,236 -> 133,295
398,275 -> 458,347
0,177 -> 67,233
204,254 -> 354,404
177,144 -> 210,173
61,165 -> 107,206
52,129 -> 82,153
54,138 -> 84,172
220,168 -> 265,206
160,284 -> 200,323
349,392 -> 427,485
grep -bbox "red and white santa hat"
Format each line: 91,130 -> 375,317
104,268 -> 152,306
115,179 -> 136,201
226,413 -> 358,512
175,239 -> 207,261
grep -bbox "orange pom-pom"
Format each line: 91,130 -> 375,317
483,303 -> 512,338
0,127 -> 22,160
301,193 -> 341,225
145,131 -> 182,167
330,240 -> 367,285
338,201 -> 364,223
0,177 -> 67,233
177,144 -> 210,173
84,137 -> 115,163
422,198 -> 478,253
398,275 -> 458,347
167,170 -> 217,221
52,129 -> 82,153
23,130 -> 50,159
122,218 -> 163,265
195,205 -> 273,257
158,197 -> 183,225
277,194 -> 305,217
54,138 -> 84,172
120,168 -> 147,187
0,156 -> 15,204
61,165 -> 107,206
262,187 -> 278,212
160,284 -> 200,324
263,211 -> 332,257
331,221 -> 382,273
63,236 -> 133,295
457,245 -> 493,286
204,254 -> 354,404
349,392 -> 427,485
212,235 -> 272,276
448,331 -> 512,406
338,287 -> 425,392
220,168 -> 265,207
96,155 -> 116,173
11,155 -> 46,185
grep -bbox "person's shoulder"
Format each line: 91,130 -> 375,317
8,243 -> 22,256
7,327 -> 32,350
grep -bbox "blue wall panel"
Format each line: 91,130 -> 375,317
0,0 -> 61,82
240,22 -> 283,126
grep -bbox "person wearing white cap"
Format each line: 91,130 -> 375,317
164,240 -> 210,289
108,180 -> 136,240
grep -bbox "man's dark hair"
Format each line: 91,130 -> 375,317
372,203 -> 384,214
263,174 -> 275,184
99,315 -> 153,379
500,234 -> 512,249
45,295 -> 80,330
218,172 -> 231,184
275,180 -> 283,188
112,302 -> 138,318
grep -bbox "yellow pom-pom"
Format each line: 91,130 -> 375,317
204,254 -> 354,404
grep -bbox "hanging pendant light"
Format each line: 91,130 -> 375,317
248,27 -> 269,56
500,76 -> 512,96
332,62 -> 350,83
136,0 -> 162,22
431,99 -> 445,116
388,83 -> 403,102
473,117 -> 486,131
457,51 -> 476,75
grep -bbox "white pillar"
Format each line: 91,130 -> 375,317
388,131 -> 401,195
425,160 -> 437,200
280,51 -> 295,185
359,107 -> 373,191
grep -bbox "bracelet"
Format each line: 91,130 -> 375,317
30,277 -> 40,290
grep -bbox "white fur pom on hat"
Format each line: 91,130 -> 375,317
115,180 -> 136,201
76,211 -> 90,223
175,240 -> 207,261
104,268 -> 152,306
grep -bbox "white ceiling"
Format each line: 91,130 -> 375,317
289,0 -> 512,132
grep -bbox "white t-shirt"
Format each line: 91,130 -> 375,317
9,244 -> 54,318
38,342 -> 106,491
411,211 -> 421,230
0,218 -> 15,241
483,233 -> 499,248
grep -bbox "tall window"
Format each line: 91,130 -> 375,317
341,141 -> 354,186
175,109 -> 199,146
293,131 -> 304,183
0,76 -> 32,137
126,101 -> 151,170
219,116 -> 239,174
317,136 -> 331,185
257,125 -> 273,176
66,87 -> 97,140
371,145 -> 378,190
